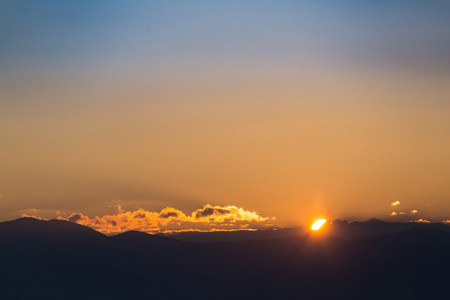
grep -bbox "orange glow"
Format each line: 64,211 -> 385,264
55,204 -> 272,234
311,219 -> 327,231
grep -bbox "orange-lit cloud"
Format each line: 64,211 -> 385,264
411,210 -> 418,214
60,205 -> 272,234
399,212 -> 406,215
416,219 -> 430,223
390,212 -> 397,216
391,201 -> 401,207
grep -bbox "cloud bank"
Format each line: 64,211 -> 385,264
57,205 -> 273,234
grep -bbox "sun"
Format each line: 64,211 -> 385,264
311,219 -> 327,231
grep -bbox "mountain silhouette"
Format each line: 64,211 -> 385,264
166,227 -> 306,243
324,218 -> 450,239
0,217 -> 106,242
365,217 -> 386,223
1,218 -> 450,299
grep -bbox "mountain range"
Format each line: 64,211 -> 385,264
1,217 -> 450,299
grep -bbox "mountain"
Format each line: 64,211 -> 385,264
167,219 -> 450,242
1,218 -> 450,299
0,217 -> 106,242
325,218 -> 450,239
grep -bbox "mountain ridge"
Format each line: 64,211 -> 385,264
1,217 -> 450,299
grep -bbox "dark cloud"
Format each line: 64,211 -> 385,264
68,213 -> 84,223
160,212 -> 179,218
195,207 -> 230,218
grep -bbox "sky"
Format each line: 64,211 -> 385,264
1,0 -> 450,233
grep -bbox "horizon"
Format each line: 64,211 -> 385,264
4,214 -> 449,236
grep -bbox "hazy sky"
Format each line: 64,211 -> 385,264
1,1 -> 450,231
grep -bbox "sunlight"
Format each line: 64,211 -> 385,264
311,219 -> 327,231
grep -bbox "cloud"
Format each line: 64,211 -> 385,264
417,219 -> 430,223
56,204 -> 272,234
68,213 -> 88,223
390,212 -> 397,216
194,207 -> 230,218
192,205 -> 267,223
20,213 -> 47,220
399,212 -> 406,215
391,201 -> 401,207
411,210 -> 418,214
159,207 -> 182,219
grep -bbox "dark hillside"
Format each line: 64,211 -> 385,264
1,219 -> 450,299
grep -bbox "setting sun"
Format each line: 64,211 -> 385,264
311,219 -> 327,231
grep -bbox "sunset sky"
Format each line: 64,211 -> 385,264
1,1 -> 450,232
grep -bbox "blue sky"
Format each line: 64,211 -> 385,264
2,0 -> 448,75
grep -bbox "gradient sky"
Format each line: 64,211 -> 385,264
1,1 -> 450,231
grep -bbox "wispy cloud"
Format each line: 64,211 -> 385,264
58,205 -> 273,234
391,201 -> 401,207
390,212 -> 398,216
411,210 -> 418,214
